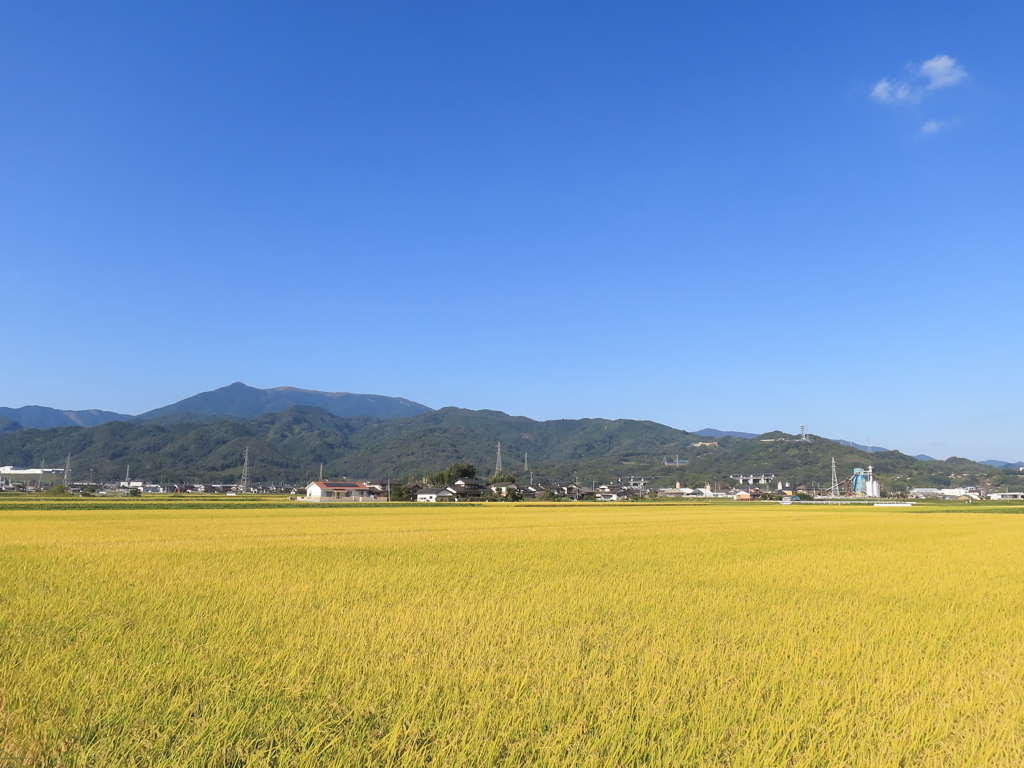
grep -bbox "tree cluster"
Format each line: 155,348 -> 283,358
426,463 -> 477,488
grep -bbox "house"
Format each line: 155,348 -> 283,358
539,481 -> 581,498
446,477 -> 486,500
511,484 -> 538,500
733,491 -> 753,501
417,487 -> 456,502
555,482 -> 582,498
487,482 -> 534,500
594,484 -> 641,501
304,481 -> 376,501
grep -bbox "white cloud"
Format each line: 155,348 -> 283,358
918,55 -> 967,89
920,120 -> 942,133
870,55 -> 967,103
871,78 -> 915,103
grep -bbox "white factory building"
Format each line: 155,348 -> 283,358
0,466 -> 65,488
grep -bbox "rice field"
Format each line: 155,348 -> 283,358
2,499 -> 1024,766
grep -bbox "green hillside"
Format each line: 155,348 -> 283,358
0,406 -> 703,484
676,431 -> 1010,492
0,407 -> 1018,492
0,415 -> 23,435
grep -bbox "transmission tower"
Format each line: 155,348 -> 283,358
63,454 -> 71,487
494,442 -> 503,474
523,452 -> 528,471
828,456 -> 841,497
240,447 -> 250,493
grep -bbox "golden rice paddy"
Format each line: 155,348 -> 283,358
2,499 -> 1023,766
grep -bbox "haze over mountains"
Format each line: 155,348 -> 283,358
0,382 -> 1021,468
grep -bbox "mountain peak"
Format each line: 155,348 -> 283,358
135,383 -> 432,421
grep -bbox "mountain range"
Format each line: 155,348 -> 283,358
1,383 -> 1021,472
1,404 -> 1022,493
0,382 -> 431,429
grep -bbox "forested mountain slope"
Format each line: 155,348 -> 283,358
0,415 -> 24,434
1,407 -> 1018,492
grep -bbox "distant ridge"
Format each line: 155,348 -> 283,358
135,382 -> 432,421
980,459 -> 1024,469
694,428 -> 758,439
0,405 -> 133,430
1,383 -> 431,429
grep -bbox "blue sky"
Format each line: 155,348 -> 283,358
2,0 -> 1022,461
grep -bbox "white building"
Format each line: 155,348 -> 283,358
304,481 -> 375,501
0,466 -> 64,487
416,488 -> 455,502
729,472 -> 780,485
